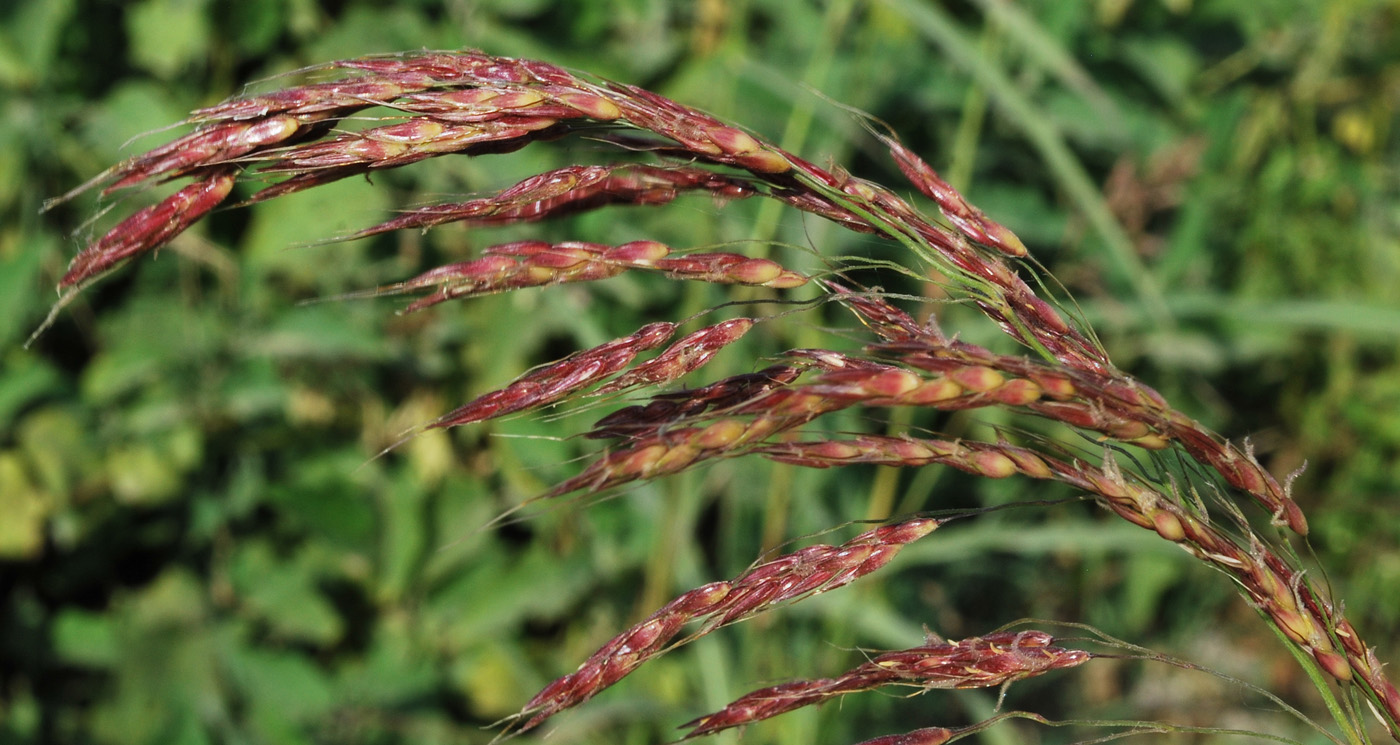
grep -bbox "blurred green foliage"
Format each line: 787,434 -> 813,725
2,1 -> 1399,744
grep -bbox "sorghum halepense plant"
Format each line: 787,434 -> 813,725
40,50 -> 1400,744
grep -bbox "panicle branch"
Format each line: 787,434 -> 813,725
836,288 -> 1308,534
512,519 -> 939,732
429,321 -> 674,429
337,163 -> 757,240
550,344 -> 1198,500
681,630 -> 1089,738
876,133 -> 1028,258
375,240 -> 804,313
595,318 -> 756,394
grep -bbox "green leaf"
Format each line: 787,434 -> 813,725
225,647 -> 334,724
82,81 -> 190,162
266,453 -> 377,550
106,444 -> 184,505
426,542 -> 595,648
125,0 -> 211,79
449,644 -> 535,719
1121,35 -> 1201,106
16,408 -> 93,498
51,609 -> 119,667
332,618 -> 437,708
221,0 -> 285,56
0,351 -> 61,428
0,453 -> 48,558
1120,552 -> 1184,631
246,303 -> 394,361
375,470 -> 427,604
300,6 -> 441,62
0,234 -> 51,349
231,540 -> 344,646
0,0 -> 76,87
0,688 -> 39,740
240,179 -> 390,291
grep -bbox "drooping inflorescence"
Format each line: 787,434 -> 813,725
47,50 -> 1398,743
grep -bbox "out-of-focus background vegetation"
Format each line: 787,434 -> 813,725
2,1 -> 1398,743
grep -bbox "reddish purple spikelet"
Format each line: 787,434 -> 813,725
194,78 -> 417,122
597,318 -> 754,393
515,520 -> 935,733
877,133 -> 1027,258
655,252 -> 806,287
429,322 -> 674,428
827,284 -> 932,343
62,169 -> 237,287
383,242 -> 804,313
704,519 -> 938,627
344,163 -> 755,239
587,364 -> 802,439
333,50 -> 525,83
97,116 -> 301,194
253,118 -> 555,171
517,581 -> 731,731
867,324 -> 1307,530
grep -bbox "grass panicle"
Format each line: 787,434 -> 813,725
45,49 -> 1398,743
